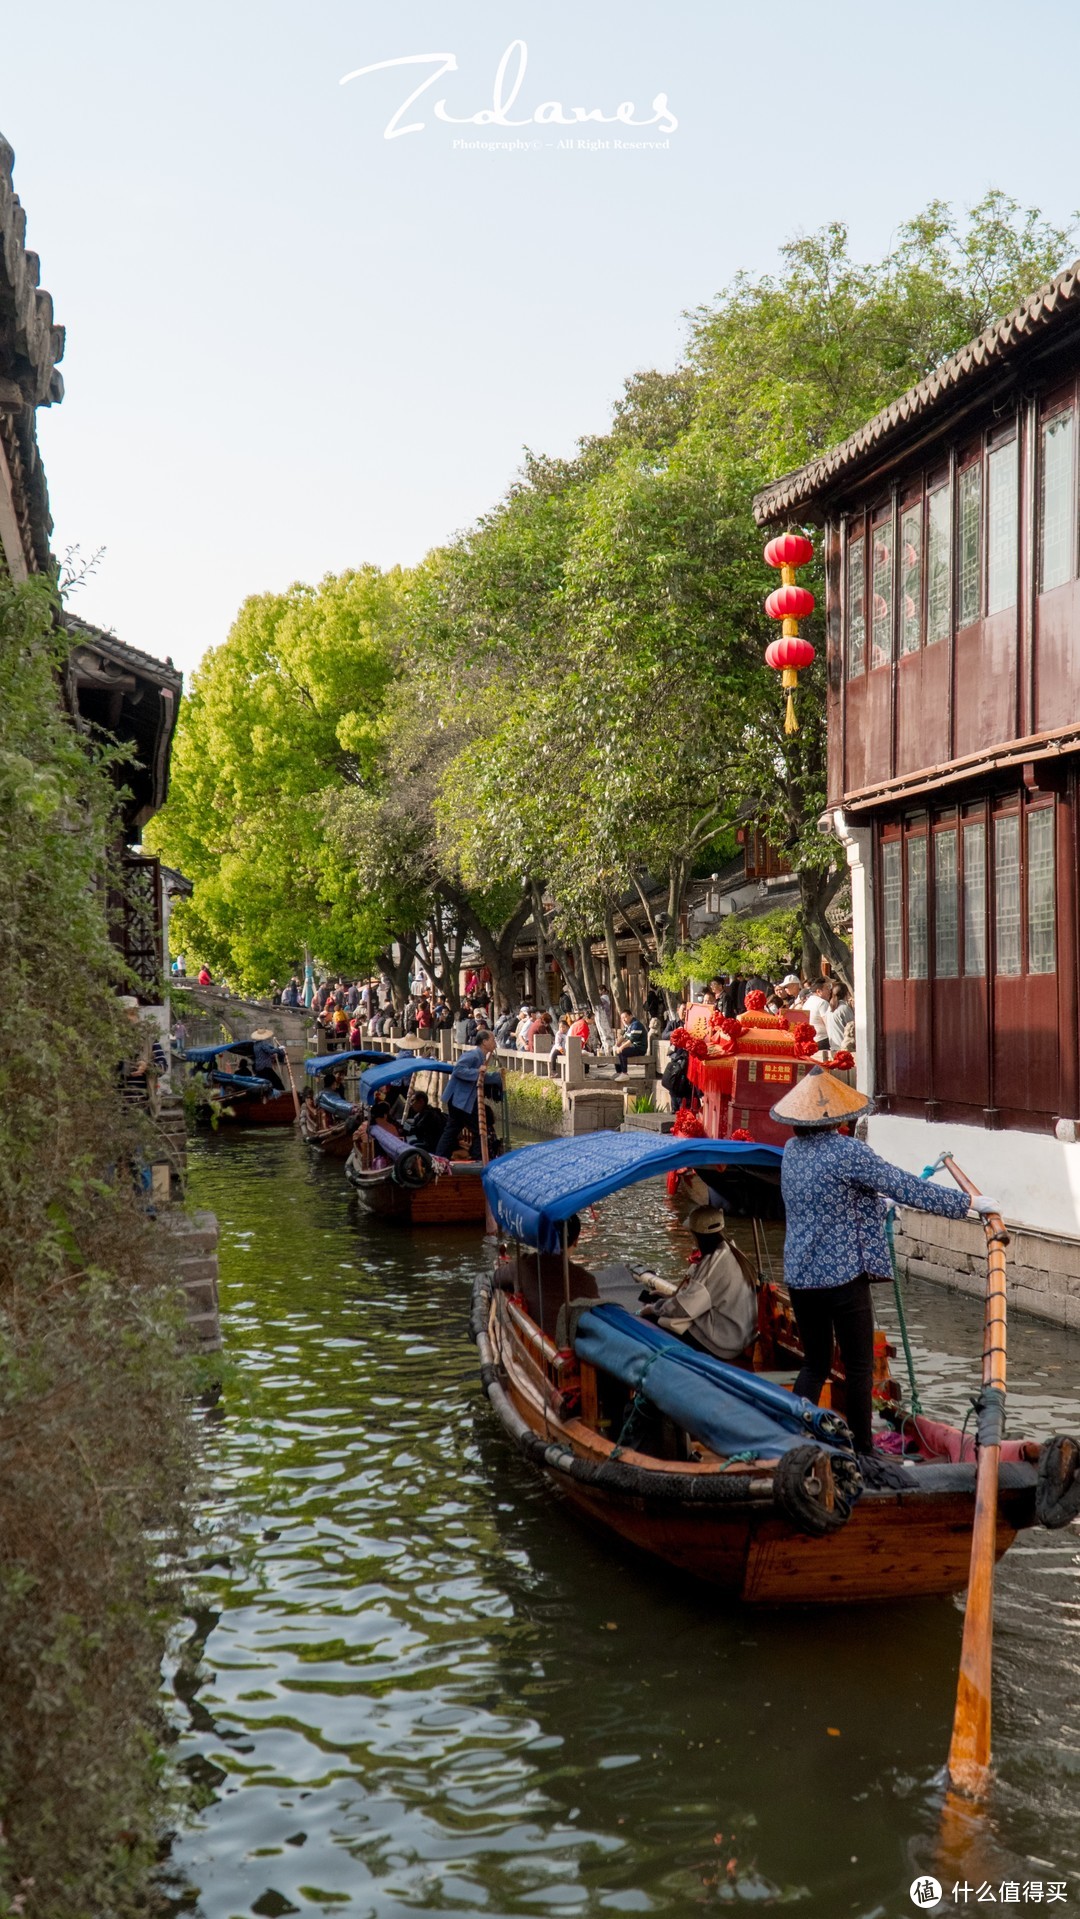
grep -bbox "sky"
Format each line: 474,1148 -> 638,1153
3,0 -> 1080,679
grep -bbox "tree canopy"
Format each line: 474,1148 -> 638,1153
151,191 -> 1075,999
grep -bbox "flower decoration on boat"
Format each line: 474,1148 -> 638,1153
792,1022 -> 816,1043
827,1050 -> 855,1071
764,533 -> 815,734
729,1128 -> 753,1141
671,1107 -> 706,1138
668,1026 -> 693,1050
744,990 -> 767,1012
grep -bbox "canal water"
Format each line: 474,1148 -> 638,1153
168,1130 -> 1080,1918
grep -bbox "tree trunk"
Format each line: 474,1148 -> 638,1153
799,867 -> 852,978
602,903 -> 630,1015
578,937 -> 601,1008
555,942 -> 586,1010
530,882 -> 553,1010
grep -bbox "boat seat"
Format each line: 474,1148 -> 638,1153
592,1261 -> 647,1312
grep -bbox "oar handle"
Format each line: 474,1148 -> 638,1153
941,1154 -> 1008,1245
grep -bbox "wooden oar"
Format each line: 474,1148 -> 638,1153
475,1051 -> 498,1233
941,1153 -> 1009,1800
283,1048 -> 301,1123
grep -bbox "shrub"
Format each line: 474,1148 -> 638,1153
653,908 -> 802,993
505,1073 -> 565,1131
0,577 -> 195,1916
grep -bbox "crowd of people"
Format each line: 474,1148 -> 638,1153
662,971 -> 855,1058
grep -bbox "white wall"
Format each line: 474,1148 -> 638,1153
867,1112 -> 1080,1240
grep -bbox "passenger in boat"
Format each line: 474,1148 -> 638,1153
450,1128 -> 475,1161
641,1205 -> 758,1362
403,1088 -> 444,1153
435,1031 -> 503,1159
772,1068 -> 1000,1454
250,1028 -> 286,1090
298,1089 -> 320,1140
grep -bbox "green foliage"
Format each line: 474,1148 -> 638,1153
653,909 -> 803,993
505,1074 -> 565,1132
629,1092 -> 657,1114
0,578 -> 195,1915
147,569 -> 402,990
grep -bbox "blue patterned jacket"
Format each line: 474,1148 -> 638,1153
780,1131 -> 970,1290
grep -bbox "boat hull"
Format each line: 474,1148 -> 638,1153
472,1276 -> 1036,1606
203,1090 -> 297,1126
347,1161 -> 489,1225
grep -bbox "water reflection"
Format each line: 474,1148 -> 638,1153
168,1131 -> 1080,1917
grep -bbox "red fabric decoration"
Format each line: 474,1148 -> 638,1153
764,533 -> 813,570
672,1108 -> 706,1139
765,635 -> 816,673
776,1009 -> 790,1029
828,1050 -> 855,1071
719,1016 -> 740,1039
744,990 -> 767,1012
729,1128 -> 753,1141
669,1026 -> 693,1050
792,1021 -> 816,1044
794,1040 -> 819,1058
765,584 -> 815,622
685,1035 -> 709,1060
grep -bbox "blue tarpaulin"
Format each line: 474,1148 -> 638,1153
185,1041 -> 254,1066
483,1132 -> 782,1254
574,1303 -> 852,1459
317,1090 -> 355,1119
305,1049 -> 389,1075
358,1055 -> 453,1102
209,1071 -> 272,1093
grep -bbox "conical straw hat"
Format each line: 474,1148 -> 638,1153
769,1066 -> 870,1130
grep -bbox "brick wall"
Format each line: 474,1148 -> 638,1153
893,1208 -> 1080,1331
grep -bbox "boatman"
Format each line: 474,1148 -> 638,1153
771,1067 -> 1000,1456
435,1029 -> 503,1161
250,1027 -> 287,1091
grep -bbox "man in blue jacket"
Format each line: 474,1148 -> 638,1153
435,1031 -> 503,1160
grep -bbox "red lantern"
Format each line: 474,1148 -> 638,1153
765,636 -> 815,672
764,533 -> 814,570
765,584 -> 815,623
762,532 -> 815,734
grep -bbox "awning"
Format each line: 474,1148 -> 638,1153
483,1132 -> 782,1253
185,1041 -> 254,1065
305,1049 -> 390,1075
358,1055 -> 454,1102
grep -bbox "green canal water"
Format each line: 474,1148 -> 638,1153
168,1129 -> 1080,1918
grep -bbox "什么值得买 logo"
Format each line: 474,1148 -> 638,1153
340,40 -> 678,143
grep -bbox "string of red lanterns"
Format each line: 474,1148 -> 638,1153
763,532 -> 815,734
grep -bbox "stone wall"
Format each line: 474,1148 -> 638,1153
149,1090 -> 221,1352
893,1207 -> 1080,1331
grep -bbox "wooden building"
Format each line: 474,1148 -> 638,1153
755,259 -> 1080,1294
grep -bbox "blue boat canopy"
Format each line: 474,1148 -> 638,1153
358,1055 -> 453,1101
209,1070 -> 272,1093
185,1040 -> 254,1066
305,1049 -> 389,1075
483,1132 -> 783,1253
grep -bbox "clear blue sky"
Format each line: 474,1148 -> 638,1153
4,0 -> 1079,676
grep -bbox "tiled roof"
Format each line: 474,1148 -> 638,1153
65,613 -> 182,690
753,257 -> 1080,525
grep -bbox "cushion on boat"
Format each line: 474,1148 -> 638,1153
573,1302 -> 853,1460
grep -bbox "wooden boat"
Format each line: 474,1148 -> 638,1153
473,1133 -> 1057,1606
184,1042 -> 297,1127
302,1049 -> 387,1158
346,1153 -> 489,1223
344,1052 -> 492,1226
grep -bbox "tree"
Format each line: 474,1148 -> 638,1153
147,569 -> 400,989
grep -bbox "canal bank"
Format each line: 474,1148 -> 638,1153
168,1126 -> 1080,1919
